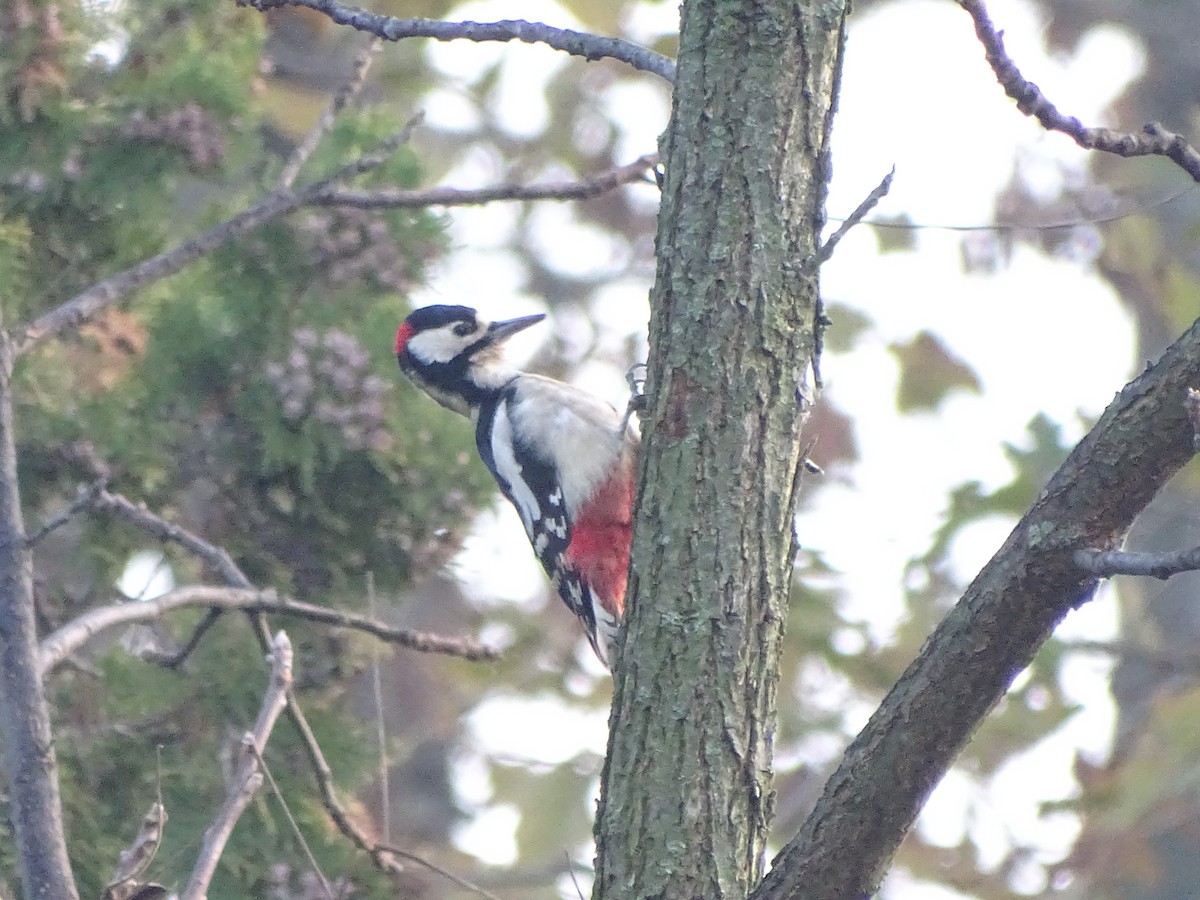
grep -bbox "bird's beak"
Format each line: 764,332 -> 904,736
484,313 -> 545,345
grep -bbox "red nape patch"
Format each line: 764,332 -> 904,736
394,322 -> 416,355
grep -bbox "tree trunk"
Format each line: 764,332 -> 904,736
0,330 -> 79,900
592,2 -> 849,898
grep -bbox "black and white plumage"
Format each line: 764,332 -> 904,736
395,305 -> 639,666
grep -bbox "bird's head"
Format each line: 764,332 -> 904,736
395,304 -> 545,416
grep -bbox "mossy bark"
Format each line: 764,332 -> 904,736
593,2 -> 849,898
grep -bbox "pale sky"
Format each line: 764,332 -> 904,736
413,0 -> 1149,895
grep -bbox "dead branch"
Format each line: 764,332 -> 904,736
312,153 -> 660,208
957,0 -> 1200,183
278,38 -> 382,191
241,0 -> 676,82
181,630 -> 293,900
95,489 -> 250,587
103,800 -> 167,900
38,584 -> 498,677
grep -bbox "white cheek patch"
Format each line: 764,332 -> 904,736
406,322 -> 485,363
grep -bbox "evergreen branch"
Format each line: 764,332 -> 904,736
181,630 -> 293,900
311,153 -> 659,208
957,0 -> 1200,182
277,37 -> 383,190
1075,546 -> 1200,580
242,0 -> 676,82
38,585 -> 498,677
12,120 -> 421,357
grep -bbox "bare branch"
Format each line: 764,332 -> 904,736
27,478 -> 107,546
38,585 -> 498,677
957,0 -> 1200,182
816,166 -> 894,265
94,485 -> 251,669
312,153 -> 659,208
181,630 -> 293,900
278,38 -> 382,191
249,744 -> 335,899
376,844 -> 505,900
241,0 -> 676,82
366,572 -> 391,845
13,120 -> 421,357
1075,546 -> 1200,580
753,316 -> 1200,899
95,489 -> 250,587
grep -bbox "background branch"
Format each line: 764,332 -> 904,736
277,37 -> 382,191
244,0 -> 676,82
957,0 -> 1200,182
181,630 -> 293,900
312,153 -> 659,208
753,317 -> 1200,899
38,584 -> 497,677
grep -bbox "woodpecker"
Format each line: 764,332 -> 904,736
395,304 -> 639,667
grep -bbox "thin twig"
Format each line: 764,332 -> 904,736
313,153 -> 660,208
278,38 -> 383,191
815,166 -> 894,265
85,483 -> 497,884
1075,546 -> 1200,581
27,478 -> 107,546
248,743 -> 335,899
241,0 -> 676,82
181,630 -> 293,900
148,607 -> 224,670
96,489 -> 249,586
38,585 -> 498,677
957,0 -> 1200,183
366,572 -> 391,845
376,844 -> 505,900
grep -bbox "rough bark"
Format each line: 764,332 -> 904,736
752,317 -> 1200,899
592,2 -> 848,898
0,329 -> 79,900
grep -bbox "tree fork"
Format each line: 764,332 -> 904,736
593,2 -> 849,898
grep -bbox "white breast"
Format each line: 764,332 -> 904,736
506,375 -> 635,516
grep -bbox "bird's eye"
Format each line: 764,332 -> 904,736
453,321 -> 476,337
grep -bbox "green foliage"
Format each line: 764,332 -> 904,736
1,1 -> 493,894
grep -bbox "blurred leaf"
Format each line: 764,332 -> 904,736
891,330 -> 981,412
